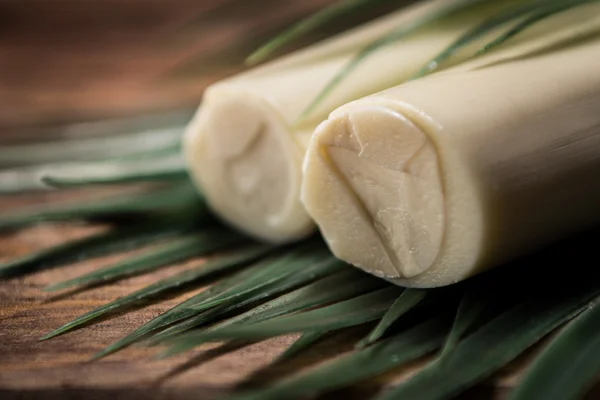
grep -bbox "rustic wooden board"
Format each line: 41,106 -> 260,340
4,191 -> 600,400
0,218 -> 318,399
0,191 -> 534,400
3,186 -> 600,400
2,1 -> 600,398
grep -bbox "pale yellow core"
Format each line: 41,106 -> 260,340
314,106 -> 444,278
184,90 -> 309,242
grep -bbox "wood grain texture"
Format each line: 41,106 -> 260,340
0,190 -> 541,400
0,219 -> 303,399
1,1 -> 598,398
3,195 -> 600,400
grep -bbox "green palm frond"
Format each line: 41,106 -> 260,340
145,255 -> 347,345
0,121 -> 184,194
510,297 -> 600,400
0,155 -> 187,194
43,226 -> 246,293
474,0 -> 600,57
41,154 -> 187,188
182,243 -> 336,312
414,0 -> 598,78
91,243 -> 335,359
411,1 -> 543,78
90,267 -> 275,360
377,278 -> 600,400
161,286 -> 402,357
3,1 -> 600,399
34,245 -> 271,343
298,0 -> 492,122
218,269 -> 383,328
227,315 -> 451,400
0,216 -> 200,278
0,124 -> 183,168
0,183 -> 202,231
246,0 -> 396,65
151,269 -> 383,345
283,0 -> 591,121
439,288 -> 490,358
275,330 -> 330,362
357,288 -> 428,348
39,230 -> 248,340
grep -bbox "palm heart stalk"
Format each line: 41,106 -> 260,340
183,0 -> 533,242
302,4 -> 600,287
3,1 -> 600,400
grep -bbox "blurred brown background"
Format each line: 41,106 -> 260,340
0,0 -> 405,135
0,0 -> 328,132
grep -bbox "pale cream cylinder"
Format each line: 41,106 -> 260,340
301,34 -> 600,287
182,0 -> 531,242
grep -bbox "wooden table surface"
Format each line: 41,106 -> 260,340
0,188 -> 530,400
0,4 -> 431,398
1,1 -> 598,398
0,189 -> 539,400
3,193 -> 600,400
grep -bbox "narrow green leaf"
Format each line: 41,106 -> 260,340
43,227 -> 246,293
91,256 -> 281,360
358,288 -> 427,345
276,330 -> 330,362
221,269 -> 383,328
0,167 -> 54,194
298,0 -> 490,121
150,268 -> 381,344
103,142 -> 181,163
146,254 -> 345,343
40,230 -> 248,340
440,289 -> 489,359
0,147 -> 183,194
186,246 -> 335,313
0,183 -> 203,231
227,316 -> 450,400
42,154 -> 187,187
35,245 -> 272,344
358,288 -> 427,348
0,218 -> 199,279
246,0 -> 394,65
92,243 -> 328,358
92,240 -> 332,359
161,286 -> 402,357
474,0 -> 599,58
510,296 -> 600,400
411,1 -> 544,79
375,277 -> 600,400
0,124 -> 184,168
